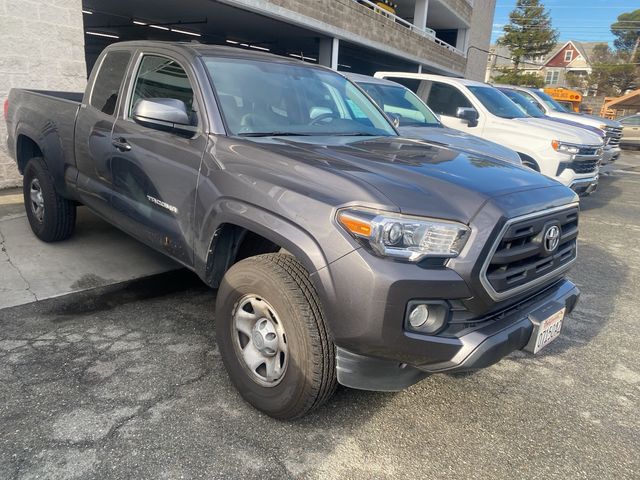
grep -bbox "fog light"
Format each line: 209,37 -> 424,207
406,301 -> 448,334
409,304 -> 430,328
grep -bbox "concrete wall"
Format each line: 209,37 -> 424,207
0,0 -> 87,189
464,0 -> 496,81
442,0 -> 472,25
227,0 -> 467,75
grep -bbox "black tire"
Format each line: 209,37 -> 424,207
216,253 -> 337,419
23,157 -> 76,242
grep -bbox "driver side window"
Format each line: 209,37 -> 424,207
129,55 -> 197,125
426,82 -> 471,116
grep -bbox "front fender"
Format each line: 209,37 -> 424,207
193,198 -> 344,327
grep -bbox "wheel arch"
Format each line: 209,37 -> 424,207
15,134 -> 43,174
199,203 -> 332,291
517,152 -> 540,171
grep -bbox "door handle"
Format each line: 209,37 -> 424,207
112,138 -> 131,151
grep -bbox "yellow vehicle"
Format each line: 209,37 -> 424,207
543,88 -> 582,112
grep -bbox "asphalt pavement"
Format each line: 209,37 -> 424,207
1,151 -> 639,479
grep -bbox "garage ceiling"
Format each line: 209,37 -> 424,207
82,0 -> 322,55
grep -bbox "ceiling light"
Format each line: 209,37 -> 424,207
82,9 -> 92,14
86,31 -> 119,39
171,28 -> 201,37
240,43 -> 249,47
133,20 -> 148,26
226,40 -> 239,44
149,24 -> 169,31
249,45 -> 270,51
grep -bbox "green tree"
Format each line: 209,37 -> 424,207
497,0 -> 559,71
493,68 -> 544,87
611,9 -> 640,58
565,71 -> 588,90
587,44 -> 638,95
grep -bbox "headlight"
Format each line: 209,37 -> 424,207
337,208 -> 470,262
551,140 -> 580,155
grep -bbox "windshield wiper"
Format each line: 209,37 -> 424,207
237,132 -> 312,137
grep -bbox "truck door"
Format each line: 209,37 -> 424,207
74,50 -> 132,218
423,82 -> 477,132
109,52 -> 207,266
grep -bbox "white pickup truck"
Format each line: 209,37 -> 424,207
497,86 -> 622,165
374,73 -> 604,195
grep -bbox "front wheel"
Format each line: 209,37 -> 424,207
23,157 -> 76,242
215,253 -> 336,419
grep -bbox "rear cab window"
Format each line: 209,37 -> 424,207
90,51 -> 132,115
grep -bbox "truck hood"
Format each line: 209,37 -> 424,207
397,125 -> 521,165
514,117 -> 603,145
542,116 -> 605,139
239,135 -> 562,223
547,110 -> 622,129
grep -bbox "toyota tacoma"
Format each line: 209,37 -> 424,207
4,42 -> 580,419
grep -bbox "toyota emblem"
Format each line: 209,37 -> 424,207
543,225 -> 560,253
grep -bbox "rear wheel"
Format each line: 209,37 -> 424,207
215,253 -> 336,419
23,157 -> 76,242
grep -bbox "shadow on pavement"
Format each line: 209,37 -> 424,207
579,173 -> 623,211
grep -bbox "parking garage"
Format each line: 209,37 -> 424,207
80,0 -> 467,77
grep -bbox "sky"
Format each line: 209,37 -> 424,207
491,0 -> 639,46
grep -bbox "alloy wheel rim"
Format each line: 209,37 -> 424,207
232,294 -> 288,387
29,178 -> 45,222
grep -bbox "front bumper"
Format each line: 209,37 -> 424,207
335,279 -> 579,391
601,146 -> 621,164
570,175 -> 598,196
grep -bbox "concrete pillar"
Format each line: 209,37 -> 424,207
414,0 -> 428,30
456,28 -> 468,53
318,37 -> 339,70
0,0 -> 87,188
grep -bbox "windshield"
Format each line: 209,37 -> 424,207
357,81 -> 441,127
499,89 -> 544,117
535,90 -> 570,112
467,86 -> 527,119
203,57 -> 396,137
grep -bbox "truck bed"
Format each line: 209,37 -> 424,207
18,89 -> 84,103
6,88 -> 84,195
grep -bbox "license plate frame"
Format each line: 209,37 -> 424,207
525,307 -> 566,354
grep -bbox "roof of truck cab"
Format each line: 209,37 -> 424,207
374,72 -> 489,88
105,40 -> 321,66
493,84 -> 537,93
342,73 -> 405,87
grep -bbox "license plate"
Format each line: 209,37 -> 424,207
531,307 -> 565,354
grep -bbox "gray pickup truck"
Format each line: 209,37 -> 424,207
5,41 -> 580,419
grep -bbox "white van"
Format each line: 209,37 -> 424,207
375,72 -> 604,195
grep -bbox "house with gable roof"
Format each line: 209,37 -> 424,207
485,40 -> 606,94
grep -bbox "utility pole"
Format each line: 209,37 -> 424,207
632,35 -> 640,62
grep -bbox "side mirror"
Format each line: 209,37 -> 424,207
387,112 -> 401,128
456,107 -> 479,127
132,98 -> 195,134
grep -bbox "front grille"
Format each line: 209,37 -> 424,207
482,206 -> 578,298
576,146 -> 600,156
605,126 -> 622,147
569,158 -> 599,174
